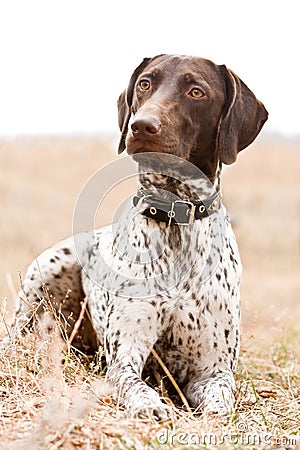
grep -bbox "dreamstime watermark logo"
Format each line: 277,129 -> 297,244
72,152 -> 225,299
156,423 -> 298,447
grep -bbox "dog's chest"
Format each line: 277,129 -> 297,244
83,212 -> 213,299
82,205 -> 240,309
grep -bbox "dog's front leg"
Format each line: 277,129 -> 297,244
104,298 -> 169,419
184,371 -> 236,417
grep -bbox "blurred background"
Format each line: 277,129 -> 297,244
0,1 -> 299,348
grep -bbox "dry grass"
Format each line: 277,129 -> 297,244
0,135 -> 299,448
0,318 -> 299,449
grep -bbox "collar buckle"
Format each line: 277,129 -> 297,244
168,200 -> 197,226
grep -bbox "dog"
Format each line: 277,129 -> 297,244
11,54 -> 268,419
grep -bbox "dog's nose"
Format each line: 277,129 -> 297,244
131,115 -> 161,136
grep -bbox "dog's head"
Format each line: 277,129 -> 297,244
117,55 -> 268,181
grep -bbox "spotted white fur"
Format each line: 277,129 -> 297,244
13,170 -> 241,419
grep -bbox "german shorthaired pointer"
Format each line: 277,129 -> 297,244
11,55 -> 268,419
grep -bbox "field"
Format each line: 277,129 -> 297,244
0,136 -> 299,449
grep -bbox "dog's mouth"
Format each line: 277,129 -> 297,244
133,151 -> 184,166
127,139 -> 186,167
126,138 -> 162,155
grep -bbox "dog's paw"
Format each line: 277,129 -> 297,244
202,400 -> 232,422
129,400 -> 170,421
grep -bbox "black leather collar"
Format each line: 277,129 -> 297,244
133,189 -> 222,225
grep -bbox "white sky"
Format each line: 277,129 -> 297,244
0,0 -> 299,137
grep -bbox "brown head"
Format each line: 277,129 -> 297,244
117,54 -> 268,183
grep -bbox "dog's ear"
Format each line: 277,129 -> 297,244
117,55 -> 165,154
117,58 -> 152,154
217,66 -> 268,165
117,90 -> 127,133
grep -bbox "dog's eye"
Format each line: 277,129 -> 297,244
139,80 -> 150,91
189,87 -> 204,98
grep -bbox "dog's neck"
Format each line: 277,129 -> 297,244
137,162 -> 222,202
